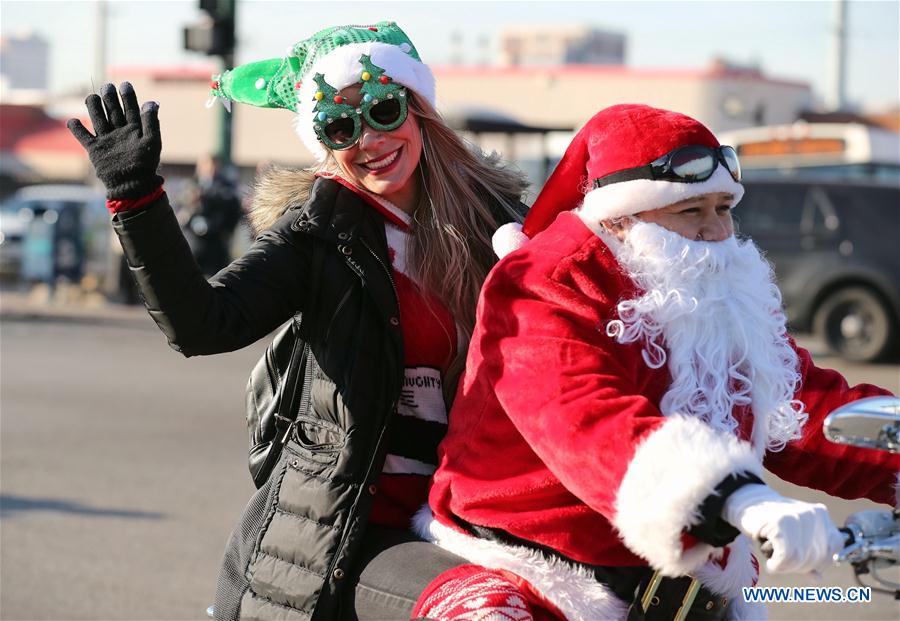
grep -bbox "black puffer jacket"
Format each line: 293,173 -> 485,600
112,175 -> 523,621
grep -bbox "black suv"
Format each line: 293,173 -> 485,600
735,178 -> 900,362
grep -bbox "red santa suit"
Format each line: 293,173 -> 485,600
416,105 -> 899,621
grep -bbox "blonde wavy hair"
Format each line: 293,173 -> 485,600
252,92 -> 527,401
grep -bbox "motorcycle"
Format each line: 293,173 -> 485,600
824,396 -> 900,598
206,396 -> 900,618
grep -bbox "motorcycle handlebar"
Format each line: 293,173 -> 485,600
760,528 -> 859,564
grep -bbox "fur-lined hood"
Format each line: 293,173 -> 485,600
245,166 -> 317,236
246,159 -> 528,237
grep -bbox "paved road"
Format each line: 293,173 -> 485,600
1,315 -> 266,620
759,336 -> 900,621
1,314 -> 898,620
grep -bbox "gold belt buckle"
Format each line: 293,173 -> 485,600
639,570 -> 664,613
639,570 -> 701,621
673,576 -> 701,621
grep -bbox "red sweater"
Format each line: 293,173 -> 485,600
313,174 -> 460,527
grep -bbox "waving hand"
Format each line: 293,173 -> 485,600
67,82 -> 163,199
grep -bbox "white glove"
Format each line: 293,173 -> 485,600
722,484 -> 845,574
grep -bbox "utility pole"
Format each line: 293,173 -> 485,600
184,0 -> 237,165
218,0 -> 236,167
450,30 -> 464,65
828,0 -> 848,111
94,0 -> 107,87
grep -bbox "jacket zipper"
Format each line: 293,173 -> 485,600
359,238 -> 399,310
321,239 -> 402,593
358,237 -> 403,418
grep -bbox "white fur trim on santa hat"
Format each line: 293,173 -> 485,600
577,165 -> 745,229
413,507 -> 627,621
293,41 -> 436,160
491,221 -> 529,259
613,415 -> 763,577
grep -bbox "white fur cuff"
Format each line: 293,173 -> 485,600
613,415 -> 763,576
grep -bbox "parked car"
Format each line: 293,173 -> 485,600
0,184 -> 109,284
735,178 -> 900,362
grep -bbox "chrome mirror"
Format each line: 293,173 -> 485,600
823,396 -> 900,453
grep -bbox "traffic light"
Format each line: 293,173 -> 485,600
183,0 -> 235,57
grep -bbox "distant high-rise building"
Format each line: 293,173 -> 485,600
499,26 -> 626,66
1,32 -> 50,96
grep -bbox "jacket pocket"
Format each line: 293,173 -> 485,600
289,415 -> 345,466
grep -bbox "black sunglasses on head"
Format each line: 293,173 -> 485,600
593,145 -> 741,189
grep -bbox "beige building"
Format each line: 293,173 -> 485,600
436,60 -> 810,135
108,59 -> 810,165
499,26 -> 626,66
12,61 -> 809,188
1,32 -> 50,97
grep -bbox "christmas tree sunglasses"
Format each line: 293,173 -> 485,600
312,54 -> 409,151
593,145 -> 741,188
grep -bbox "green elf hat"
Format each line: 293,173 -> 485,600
209,21 -> 435,161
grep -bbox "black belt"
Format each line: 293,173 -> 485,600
460,521 -> 728,621
626,570 -> 729,621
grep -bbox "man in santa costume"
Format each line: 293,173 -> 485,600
411,104 -> 899,621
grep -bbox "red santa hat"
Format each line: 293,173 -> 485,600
492,104 -> 745,258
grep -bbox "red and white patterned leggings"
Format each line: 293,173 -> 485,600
411,564 -> 566,621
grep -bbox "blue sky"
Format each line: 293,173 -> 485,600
2,0 -> 898,111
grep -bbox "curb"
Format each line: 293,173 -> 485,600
0,292 -> 150,328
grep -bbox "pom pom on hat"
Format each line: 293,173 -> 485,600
494,104 -> 744,258
491,222 -> 529,259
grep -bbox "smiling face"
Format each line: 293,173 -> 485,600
605,191 -> 736,242
327,84 -> 423,213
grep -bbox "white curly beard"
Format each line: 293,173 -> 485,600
603,221 -> 808,452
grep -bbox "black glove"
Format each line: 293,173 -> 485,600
67,82 -> 163,200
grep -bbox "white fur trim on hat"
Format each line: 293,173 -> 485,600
491,222 -> 529,259
576,165 -> 745,229
613,415 -> 763,577
294,41 -> 436,160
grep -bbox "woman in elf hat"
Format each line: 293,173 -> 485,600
67,22 -> 526,621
